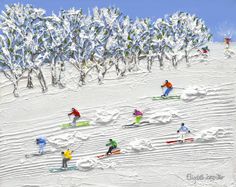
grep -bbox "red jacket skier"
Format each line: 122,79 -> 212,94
224,37 -> 231,48
68,108 -> 81,117
224,37 -> 231,45
68,108 -> 81,126
201,46 -> 209,54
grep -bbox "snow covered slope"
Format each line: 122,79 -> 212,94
0,43 -> 236,187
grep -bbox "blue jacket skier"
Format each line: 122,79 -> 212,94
177,123 -> 190,139
36,136 -> 46,154
177,123 -> 191,133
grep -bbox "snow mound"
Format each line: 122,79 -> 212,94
195,127 -> 228,143
76,156 -> 116,171
74,131 -> 89,141
181,86 -> 207,101
76,157 -> 98,171
127,139 -> 154,152
95,109 -> 120,124
48,132 -> 89,148
147,109 -> 179,124
224,48 -> 235,59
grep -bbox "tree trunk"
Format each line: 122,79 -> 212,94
185,50 -> 189,63
115,64 -> 120,76
172,55 -> 177,67
102,60 -> 113,79
13,80 -> 19,97
147,56 -> 154,72
79,70 -> 86,86
51,57 -> 58,86
102,67 -> 107,78
3,71 -> 20,97
95,64 -> 103,84
27,69 -> 34,89
58,61 -> 66,88
128,56 -> 135,72
133,55 -> 138,71
120,58 -> 127,77
36,68 -> 48,92
115,58 -> 126,77
158,54 -> 164,67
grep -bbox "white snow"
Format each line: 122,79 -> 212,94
194,127 -> 231,143
126,138 -> 154,152
47,132 -> 89,148
0,43 -> 236,187
76,156 -> 116,171
95,109 -> 120,125
181,85 -> 207,101
224,47 -> 235,58
147,109 -> 179,124
76,157 -> 98,171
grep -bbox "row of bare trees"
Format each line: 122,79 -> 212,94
0,4 -> 212,96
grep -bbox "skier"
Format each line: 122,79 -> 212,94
201,46 -> 210,54
68,108 -> 81,126
177,123 -> 191,140
161,80 -> 173,97
197,46 -> 210,58
61,149 -> 73,168
36,136 -> 46,154
133,109 -> 143,125
224,37 -> 231,48
106,139 -> 118,155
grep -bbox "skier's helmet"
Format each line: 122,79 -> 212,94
38,135 -> 45,140
181,123 -> 185,126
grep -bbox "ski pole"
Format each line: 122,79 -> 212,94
189,131 -> 196,136
161,86 -> 164,95
190,132 -> 196,136
72,141 -> 84,152
173,87 -> 185,90
68,114 -> 72,123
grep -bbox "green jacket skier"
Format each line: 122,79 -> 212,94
106,139 -> 117,155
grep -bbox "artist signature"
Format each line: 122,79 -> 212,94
186,173 -> 224,184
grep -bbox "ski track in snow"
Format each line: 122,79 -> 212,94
0,43 -> 236,187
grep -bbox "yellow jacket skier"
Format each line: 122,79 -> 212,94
62,149 -> 73,168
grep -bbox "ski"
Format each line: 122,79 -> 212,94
122,121 -> 150,128
97,149 -> 121,159
61,121 -> 90,129
166,138 -> 194,144
122,124 -> 140,128
49,165 -> 78,173
25,150 -> 52,158
152,95 -> 181,101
